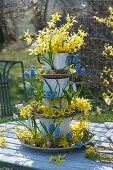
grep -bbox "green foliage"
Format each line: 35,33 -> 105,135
40,121 -> 57,140
63,87 -> 76,105
84,145 -> 113,163
17,115 -> 42,138
0,48 -> 41,114
63,76 -> 85,105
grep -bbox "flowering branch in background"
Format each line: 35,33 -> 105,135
24,30 -> 33,45
100,66 -> 113,107
96,7 -> 113,110
96,7 -> 113,32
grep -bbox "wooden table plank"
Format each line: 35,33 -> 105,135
0,121 -> 112,170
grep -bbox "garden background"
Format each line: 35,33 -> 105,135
0,0 -> 113,123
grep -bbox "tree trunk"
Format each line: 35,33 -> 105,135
44,0 -> 49,24
0,0 -> 9,45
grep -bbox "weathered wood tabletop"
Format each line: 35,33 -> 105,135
0,121 -> 113,170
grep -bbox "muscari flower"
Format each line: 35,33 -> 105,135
75,63 -> 81,72
30,65 -> 35,78
24,71 -> 30,79
46,91 -> 52,100
55,127 -> 60,137
81,68 -> 86,76
31,68 -> 35,78
52,91 -> 57,101
76,141 -> 82,149
46,90 -> 57,101
48,124 -> 55,132
30,65 -> 35,70
73,54 -> 79,64
66,133 -> 73,139
66,55 -> 72,65
28,86 -> 34,91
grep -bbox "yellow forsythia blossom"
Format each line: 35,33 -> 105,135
49,154 -> 66,163
0,127 -> 7,147
20,105 -> 33,118
72,117 -> 90,143
30,97 -> 91,118
25,13 -> 87,54
96,8 -> 113,56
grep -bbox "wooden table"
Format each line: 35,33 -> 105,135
0,121 -> 113,170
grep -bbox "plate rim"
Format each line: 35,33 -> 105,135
20,136 -> 94,152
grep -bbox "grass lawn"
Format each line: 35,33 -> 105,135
0,47 -> 113,123
0,47 -> 41,114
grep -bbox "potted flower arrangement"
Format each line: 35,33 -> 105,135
25,12 -> 87,74
15,13 -> 93,151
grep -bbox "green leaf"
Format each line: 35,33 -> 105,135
44,79 -> 53,94
40,121 -> 49,136
55,79 -> 60,96
17,120 -> 33,135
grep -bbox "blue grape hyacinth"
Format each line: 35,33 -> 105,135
73,54 -> 79,64
46,91 -> 52,100
81,68 -> 86,76
66,133 -> 73,139
48,124 -> 55,132
31,68 -> 35,78
24,71 -> 30,79
55,127 -> 60,137
51,91 -> 57,101
66,55 -> 72,65
30,65 -> 35,70
75,63 -> 81,72
46,90 -> 57,101
28,86 -> 34,91
30,65 -> 35,78
76,141 -> 82,149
